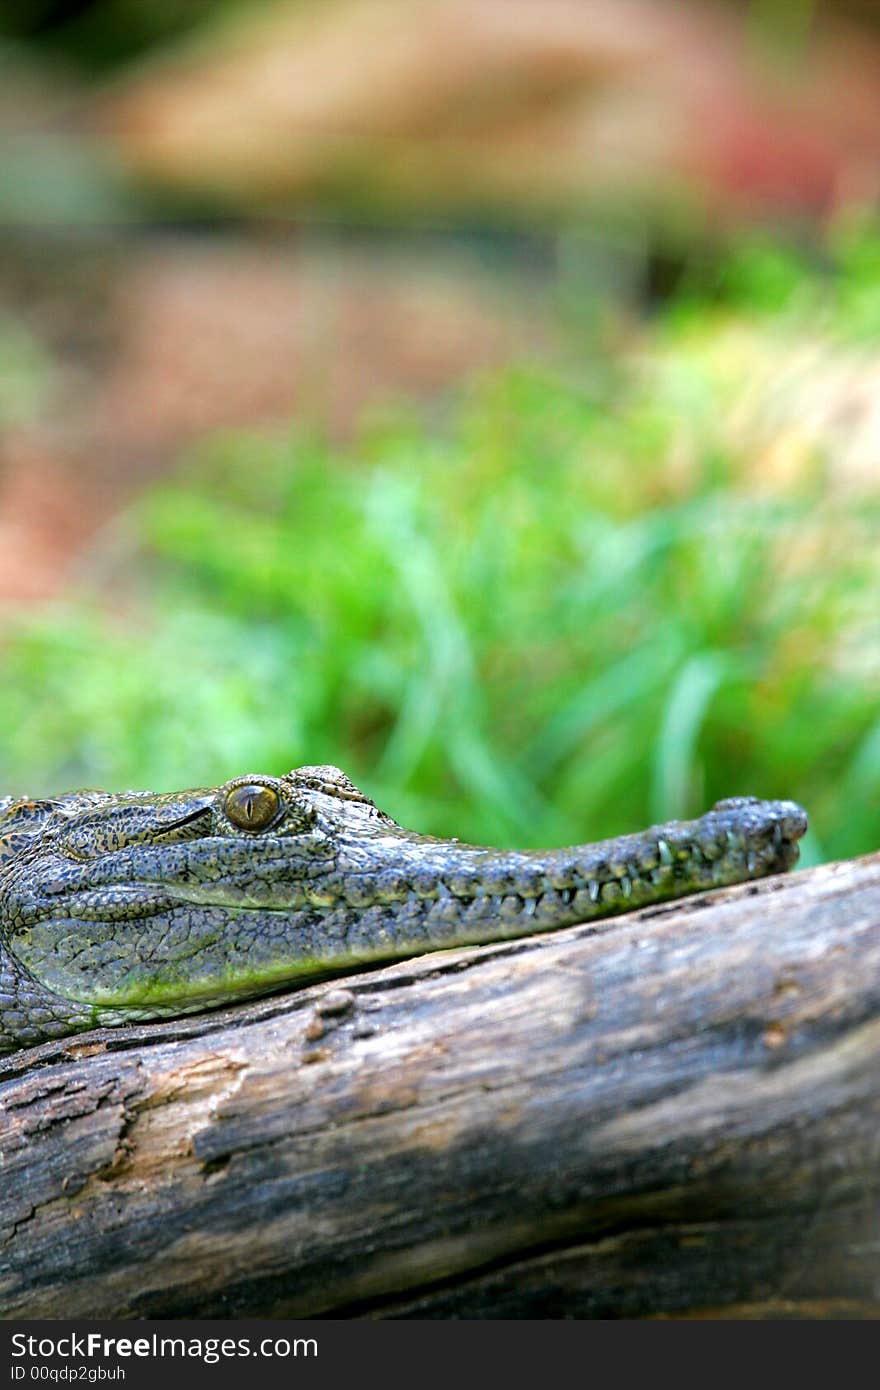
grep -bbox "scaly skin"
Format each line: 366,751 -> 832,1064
0,765 -> 808,1054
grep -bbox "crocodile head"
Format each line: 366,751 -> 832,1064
1,766 -> 417,1026
0,765 -> 807,1051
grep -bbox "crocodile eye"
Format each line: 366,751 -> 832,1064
224,783 -> 281,832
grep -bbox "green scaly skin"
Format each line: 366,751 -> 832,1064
0,765 -> 808,1055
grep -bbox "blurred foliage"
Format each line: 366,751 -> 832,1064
1,0 -> 222,71
0,313 -> 54,424
1,230 -> 879,866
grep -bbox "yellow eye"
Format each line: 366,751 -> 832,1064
224,783 -> 280,832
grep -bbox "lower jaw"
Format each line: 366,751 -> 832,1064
37,840 -> 799,1023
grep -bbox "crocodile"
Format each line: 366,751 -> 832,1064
0,765 -> 808,1054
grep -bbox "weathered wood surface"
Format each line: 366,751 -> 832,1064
1,853 -> 878,1319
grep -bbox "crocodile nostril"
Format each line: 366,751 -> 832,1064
779,803 -> 809,840
224,783 -> 281,832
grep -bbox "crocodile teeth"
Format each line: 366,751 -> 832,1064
588,880 -> 601,903
305,888 -> 338,908
523,897 -> 537,917
657,838 -> 674,866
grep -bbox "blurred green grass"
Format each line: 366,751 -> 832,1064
1,233 -> 879,865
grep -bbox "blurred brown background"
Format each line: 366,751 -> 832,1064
3,0 -> 880,599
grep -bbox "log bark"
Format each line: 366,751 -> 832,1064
1,853 -> 878,1319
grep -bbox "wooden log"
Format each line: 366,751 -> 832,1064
0,853 -> 878,1319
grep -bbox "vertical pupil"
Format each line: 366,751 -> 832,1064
226,784 -> 278,829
